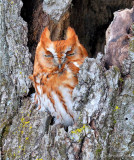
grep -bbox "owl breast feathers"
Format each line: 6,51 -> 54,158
29,27 -> 88,126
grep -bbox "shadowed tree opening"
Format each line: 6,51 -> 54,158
70,0 -> 132,57
21,0 -> 47,63
21,0 -> 132,59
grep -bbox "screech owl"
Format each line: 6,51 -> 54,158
29,27 -> 88,126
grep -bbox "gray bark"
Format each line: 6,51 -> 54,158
0,0 -> 32,159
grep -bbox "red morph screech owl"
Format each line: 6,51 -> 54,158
29,27 -> 88,126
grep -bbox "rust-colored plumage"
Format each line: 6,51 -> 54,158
29,27 -> 88,126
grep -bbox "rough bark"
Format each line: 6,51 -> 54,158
0,0 -> 134,160
105,8 -> 133,75
0,0 -> 32,159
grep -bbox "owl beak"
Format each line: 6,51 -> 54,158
58,64 -> 62,69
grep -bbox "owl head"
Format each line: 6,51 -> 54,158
33,27 -> 88,75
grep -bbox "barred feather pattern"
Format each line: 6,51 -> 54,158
29,27 -> 88,126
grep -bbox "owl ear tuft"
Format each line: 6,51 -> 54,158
66,27 -> 78,44
40,27 -> 51,47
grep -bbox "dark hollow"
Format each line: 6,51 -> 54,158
70,0 -> 132,57
21,0 -> 132,60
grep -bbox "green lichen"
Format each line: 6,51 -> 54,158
14,112 -> 33,155
119,77 -> 124,83
113,66 -> 120,73
6,148 -> 12,159
131,23 -> 134,33
96,148 -> 102,153
95,144 -> 103,157
113,106 -> 120,112
129,23 -> 134,51
0,122 -> 7,130
113,120 -> 116,124
71,124 -> 87,134
57,143 -> 67,159
102,132 -> 107,140
70,124 -> 89,142
110,105 -> 120,127
3,125 -> 10,138
130,39 -> 134,52
10,1 -> 14,5
1,79 -> 8,86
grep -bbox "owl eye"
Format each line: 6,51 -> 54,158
44,54 -> 53,58
66,52 -> 75,56
44,51 -> 53,58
